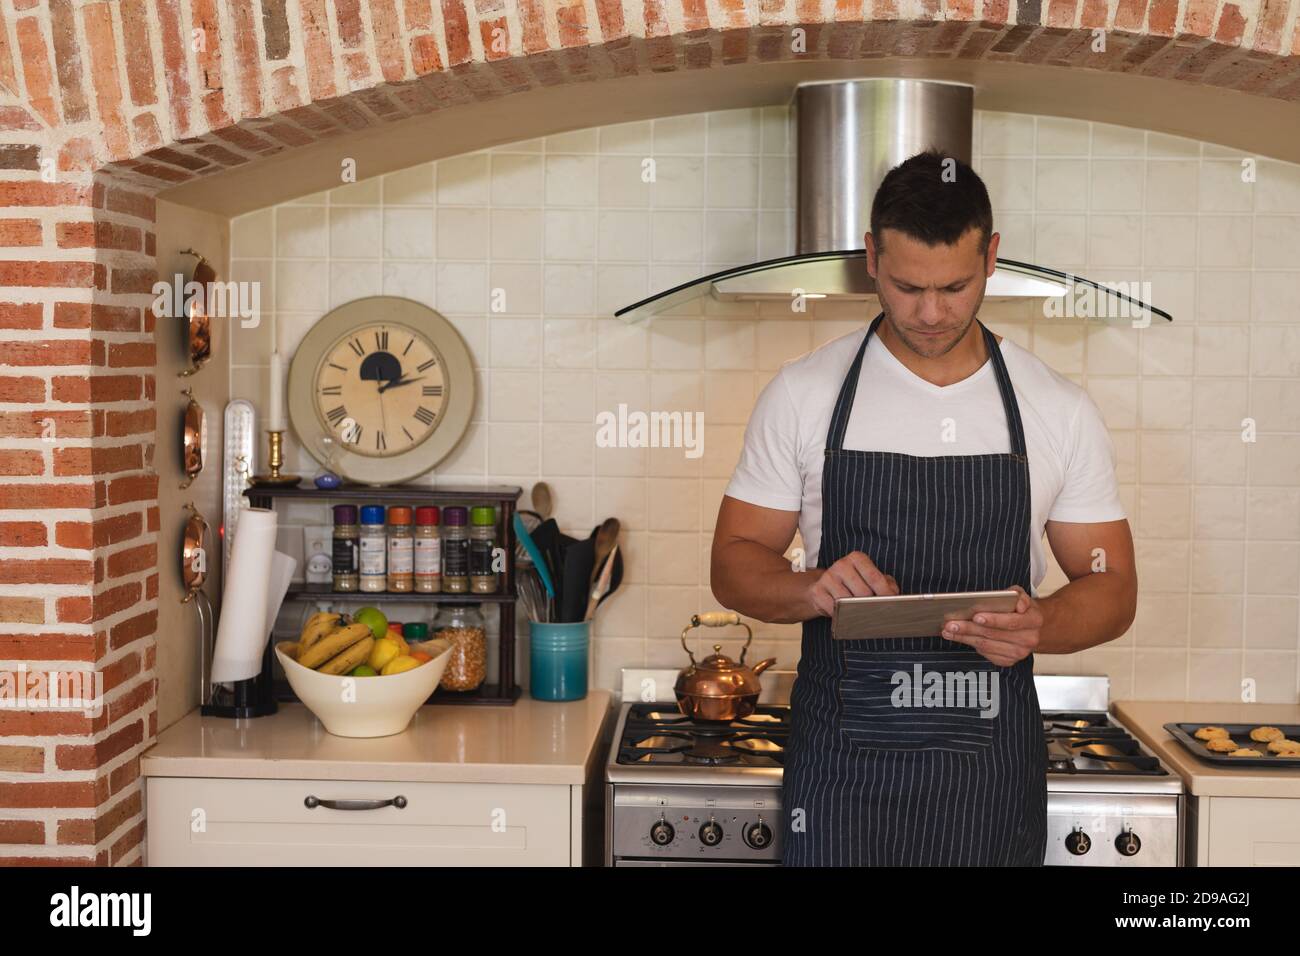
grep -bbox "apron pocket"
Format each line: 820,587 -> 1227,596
837,647 -> 999,754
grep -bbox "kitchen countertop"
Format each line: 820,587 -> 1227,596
1113,700 -> 1300,799
141,691 -> 614,786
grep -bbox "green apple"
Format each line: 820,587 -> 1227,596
353,606 -> 387,640
349,664 -> 378,677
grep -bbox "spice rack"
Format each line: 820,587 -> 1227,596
245,483 -> 522,706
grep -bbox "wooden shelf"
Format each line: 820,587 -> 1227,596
244,483 -> 521,505
286,583 -> 515,604
253,481 -> 523,705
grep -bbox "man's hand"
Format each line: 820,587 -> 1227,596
942,585 -> 1042,667
807,551 -> 899,617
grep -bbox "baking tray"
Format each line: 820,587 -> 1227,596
1164,722 -> 1300,767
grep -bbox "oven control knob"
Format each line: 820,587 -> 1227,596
699,820 -> 724,847
744,821 -> 773,850
1115,830 -> 1141,857
1065,829 -> 1091,855
649,821 -> 675,846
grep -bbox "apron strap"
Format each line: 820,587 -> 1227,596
824,314 -> 882,453
980,320 -> 1028,458
824,313 -> 1029,458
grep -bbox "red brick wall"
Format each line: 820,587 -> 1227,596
0,0 -> 1295,866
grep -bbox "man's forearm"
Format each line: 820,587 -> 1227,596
1036,571 -> 1136,654
711,541 -> 821,624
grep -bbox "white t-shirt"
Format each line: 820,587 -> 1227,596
724,325 -> 1125,591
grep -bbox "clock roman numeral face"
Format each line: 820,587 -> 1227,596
314,322 -> 449,459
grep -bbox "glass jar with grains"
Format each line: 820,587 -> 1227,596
432,604 -> 487,692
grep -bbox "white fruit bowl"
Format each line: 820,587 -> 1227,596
275,640 -> 453,738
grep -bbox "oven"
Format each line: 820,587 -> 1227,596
605,671 -> 1183,867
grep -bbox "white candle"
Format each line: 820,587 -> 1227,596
268,350 -> 285,431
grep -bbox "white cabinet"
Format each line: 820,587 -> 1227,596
146,777 -> 578,866
1189,796 -> 1300,866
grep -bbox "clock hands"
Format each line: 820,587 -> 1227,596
378,374 -> 425,394
340,344 -> 437,454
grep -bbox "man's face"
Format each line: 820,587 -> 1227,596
865,226 -> 998,359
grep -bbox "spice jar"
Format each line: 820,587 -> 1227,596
469,505 -> 499,594
358,505 -> 387,593
386,506 -> 414,593
331,504 -> 359,592
414,506 -> 441,593
402,621 -> 430,653
441,506 -> 469,594
433,604 -> 486,692
404,621 -> 439,661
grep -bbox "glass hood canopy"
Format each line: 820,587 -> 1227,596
615,250 -> 1172,325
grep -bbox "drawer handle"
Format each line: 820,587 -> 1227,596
303,795 -> 408,811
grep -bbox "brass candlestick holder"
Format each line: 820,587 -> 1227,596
250,430 -> 301,487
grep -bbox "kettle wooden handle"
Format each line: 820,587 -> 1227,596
681,612 -> 752,665
694,611 -> 739,627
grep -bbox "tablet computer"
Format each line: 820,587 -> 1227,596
831,589 -> 1020,640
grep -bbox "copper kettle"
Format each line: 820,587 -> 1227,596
674,612 -> 776,722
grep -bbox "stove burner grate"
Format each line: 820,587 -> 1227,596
1042,712 -> 1167,776
616,704 -> 790,766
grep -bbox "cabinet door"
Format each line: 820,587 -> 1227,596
1204,797 -> 1300,866
146,777 -> 572,866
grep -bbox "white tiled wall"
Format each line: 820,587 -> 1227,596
230,108 -> 1300,703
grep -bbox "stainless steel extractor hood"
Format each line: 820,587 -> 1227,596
615,79 -> 1171,325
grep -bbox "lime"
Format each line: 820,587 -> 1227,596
349,664 -> 378,677
353,606 -> 388,640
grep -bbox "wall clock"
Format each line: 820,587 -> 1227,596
286,297 -> 476,486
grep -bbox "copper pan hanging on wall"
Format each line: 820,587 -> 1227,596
177,248 -> 214,377
180,502 -> 210,599
179,387 -> 206,489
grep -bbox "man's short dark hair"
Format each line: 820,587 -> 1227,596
870,149 -> 993,255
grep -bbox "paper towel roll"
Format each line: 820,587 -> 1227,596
263,550 -> 296,640
212,507 -> 286,683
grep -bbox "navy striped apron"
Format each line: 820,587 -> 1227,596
782,313 -> 1047,867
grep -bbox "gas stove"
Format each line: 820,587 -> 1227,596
605,671 -> 1183,866
614,705 -> 790,768
1043,712 -> 1167,775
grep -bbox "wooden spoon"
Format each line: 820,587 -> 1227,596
585,545 -> 618,621
589,516 -> 620,590
531,481 -> 553,521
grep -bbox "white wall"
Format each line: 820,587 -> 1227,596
228,107 -> 1300,703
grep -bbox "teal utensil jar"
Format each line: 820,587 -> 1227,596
529,621 -> 589,701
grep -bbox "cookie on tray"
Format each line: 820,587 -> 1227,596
1266,738 -> 1300,754
1194,726 -> 1230,740
1205,737 -> 1239,752
1249,726 -> 1284,742
1228,748 -> 1261,757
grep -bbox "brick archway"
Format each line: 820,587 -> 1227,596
0,0 -> 1296,864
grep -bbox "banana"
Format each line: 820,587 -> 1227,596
319,636 -> 375,675
297,622 -> 373,670
297,612 -> 345,658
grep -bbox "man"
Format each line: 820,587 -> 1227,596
711,150 -> 1136,867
